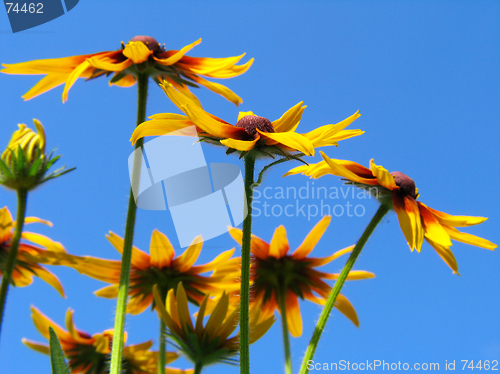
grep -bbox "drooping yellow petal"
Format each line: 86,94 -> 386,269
22,339 -> 50,354
293,216 -> 331,259
425,237 -> 459,274
122,41 -> 153,64
392,194 -> 424,252
160,81 -> 203,113
153,286 -> 183,337
191,248 -> 235,274
30,306 -> 69,341
87,55 -> 132,72
150,229 -> 175,268
110,73 -> 136,87
220,135 -> 260,151
191,72 -> 246,105
130,116 -> 195,144
418,202 -> 453,247
94,284 -> 119,298
24,216 -> 52,227
328,270 -> 376,281
106,232 -> 150,269
62,60 -> 92,103
334,294 -> 359,327
302,111 -> 361,146
272,102 -> 306,133
283,292 -> 302,337
154,39 -> 202,66
173,236 -> 203,272
443,226 -> 497,250
259,130 -> 315,156
22,73 -> 69,101
370,159 -> 398,191
30,266 -> 65,297
268,226 -> 289,258
126,293 -> 154,315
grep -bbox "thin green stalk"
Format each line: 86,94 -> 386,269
299,203 -> 390,374
240,153 -> 256,374
158,319 -> 166,374
0,188 -> 28,338
194,362 -> 204,374
109,73 -> 148,374
278,288 -> 292,374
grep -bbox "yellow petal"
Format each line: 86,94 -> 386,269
443,226 -> 497,250
154,39 -> 201,66
22,339 -> 50,355
195,295 -> 210,335
217,307 -> 240,341
31,266 -> 65,297
176,284 -> 194,331
335,294 -> 359,327
153,286 -> 183,336
21,232 -> 65,252
127,294 -> 153,315
238,111 -> 256,120
62,60 -> 92,103
259,130 -> 315,156
228,227 -> 270,259
329,270 -> 376,281
425,237 -> 459,274
130,116 -> 194,144
269,226 -> 289,258
106,232 -> 150,269
160,81 -> 202,113
293,216 -> 331,259
173,236 -> 203,272
306,245 -> 354,267
150,229 -> 175,268
87,55 -> 132,72
30,306 -> 68,341
424,204 -> 489,227
272,102 -> 306,133
418,202 -> 452,247
220,135 -> 260,151
94,284 -> 119,298
370,159 -> 398,190
284,292 -> 302,337
122,41 -> 152,64
22,73 -> 69,101
205,293 -> 229,340
184,103 -> 246,139
191,248 -> 235,274
192,75 -> 244,106
110,73 -> 136,87
320,152 -> 379,185
392,194 -> 424,252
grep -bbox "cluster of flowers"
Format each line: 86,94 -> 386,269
0,35 -> 496,374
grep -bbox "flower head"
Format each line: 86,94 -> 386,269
130,82 -> 363,158
23,307 -> 190,374
285,152 -> 498,274
2,36 -> 253,105
153,283 -> 275,369
71,230 -> 239,314
0,119 -> 74,191
229,216 -> 375,337
0,206 -> 68,296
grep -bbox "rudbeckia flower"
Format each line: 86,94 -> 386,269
228,216 -> 375,337
1,36 -> 253,105
71,230 -> 239,314
23,307 -> 191,374
0,206 -> 67,296
285,152 -> 497,274
153,283 -> 275,372
130,82 -> 363,158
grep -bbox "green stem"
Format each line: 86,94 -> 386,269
109,73 -> 148,374
278,288 -> 292,374
0,188 -> 28,338
158,318 -> 166,374
299,203 -> 390,374
240,153 -> 256,374
194,362 -> 204,374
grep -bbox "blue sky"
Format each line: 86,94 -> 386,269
1,1 -> 499,373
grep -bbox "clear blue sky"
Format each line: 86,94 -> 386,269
1,1 -> 499,373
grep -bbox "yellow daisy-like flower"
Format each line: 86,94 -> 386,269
130,82 -> 363,158
23,307 -> 191,374
71,230 -> 239,314
1,36 -> 253,105
228,216 -> 375,337
1,119 -> 45,166
285,152 -> 497,274
0,206 -> 67,296
153,283 -> 275,370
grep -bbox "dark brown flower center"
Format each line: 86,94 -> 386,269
235,115 -> 275,138
390,171 -> 417,198
129,36 -> 161,53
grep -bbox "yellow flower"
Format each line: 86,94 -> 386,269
71,230 -> 239,314
228,216 -> 375,337
130,82 -> 363,158
285,152 -> 497,274
1,36 -> 253,105
0,119 -> 74,191
23,307 -> 191,374
1,119 -> 45,166
0,206 -> 68,296
153,283 -> 275,369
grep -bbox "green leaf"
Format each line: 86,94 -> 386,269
45,155 -> 61,171
16,146 -> 26,174
0,159 -> 13,179
28,158 -> 43,177
49,327 -> 71,374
